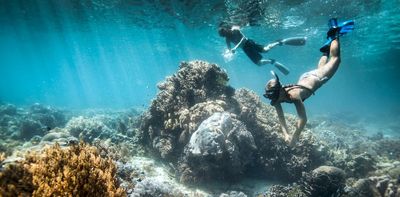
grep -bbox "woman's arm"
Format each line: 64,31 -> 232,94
230,28 -> 246,52
231,36 -> 246,52
290,99 -> 307,145
274,103 -> 290,140
225,38 -> 232,49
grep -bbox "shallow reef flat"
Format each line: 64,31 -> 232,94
1,60 -> 400,196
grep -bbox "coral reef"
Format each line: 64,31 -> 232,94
140,60 -> 233,159
265,166 -> 346,197
131,177 -> 185,196
302,166 -> 346,196
139,60 -> 326,183
0,103 -> 67,141
66,116 -> 115,143
0,142 -> 125,196
219,191 -> 247,197
1,60 -> 399,196
344,175 -> 400,197
0,152 -> 4,163
265,184 -> 307,197
0,160 -> 34,196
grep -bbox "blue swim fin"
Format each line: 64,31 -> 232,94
320,38 -> 333,53
338,20 -> 354,35
320,19 -> 354,52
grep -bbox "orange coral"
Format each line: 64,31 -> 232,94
0,143 -> 125,197
0,162 -> 33,196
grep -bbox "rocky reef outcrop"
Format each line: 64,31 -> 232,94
139,60 -> 326,183
0,103 -> 67,141
179,112 -> 257,182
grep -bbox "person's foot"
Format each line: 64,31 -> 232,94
327,27 -> 340,40
326,18 -> 339,40
259,58 -> 277,65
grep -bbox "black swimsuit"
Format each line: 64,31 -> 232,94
229,30 -> 264,64
242,40 -> 264,64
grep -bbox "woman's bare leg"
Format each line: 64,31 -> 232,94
318,39 -> 341,79
317,53 -> 328,69
263,41 -> 282,52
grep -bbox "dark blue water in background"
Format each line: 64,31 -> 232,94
0,0 -> 399,134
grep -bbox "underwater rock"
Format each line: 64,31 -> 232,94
265,184 -> 307,197
124,156 -> 211,197
66,116 -> 114,143
0,104 -> 17,116
219,191 -> 248,197
0,103 -> 68,141
115,161 -> 137,194
374,161 -> 400,181
349,153 -> 376,178
41,128 -> 71,142
345,175 -> 400,197
178,100 -> 227,145
266,166 -> 346,197
374,138 -> 400,160
303,166 -> 346,197
130,177 -> 184,197
19,119 -> 46,140
140,60 -> 233,159
81,109 -> 141,137
179,112 -> 256,183
28,103 -> 67,130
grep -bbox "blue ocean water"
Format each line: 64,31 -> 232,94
0,0 -> 399,134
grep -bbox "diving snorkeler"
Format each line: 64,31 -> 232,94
263,18 -> 354,146
218,23 -> 307,75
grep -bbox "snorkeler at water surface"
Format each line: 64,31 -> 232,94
263,18 -> 354,146
218,23 -> 307,75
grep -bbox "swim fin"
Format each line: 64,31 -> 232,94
320,19 -> 354,52
273,61 -> 290,75
338,20 -> 354,35
320,38 -> 333,53
279,37 -> 307,46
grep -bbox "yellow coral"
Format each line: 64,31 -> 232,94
0,161 -> 33,196
0,142 -> 125,197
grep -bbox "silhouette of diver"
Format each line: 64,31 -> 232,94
218,23 -> 306,75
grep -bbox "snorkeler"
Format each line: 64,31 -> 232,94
218,23 -> 307,75
263,18 -> 354,146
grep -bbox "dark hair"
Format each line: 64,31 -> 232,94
263,71 -> 283,105
218,27 -> 230,37
218,21 -> 233,37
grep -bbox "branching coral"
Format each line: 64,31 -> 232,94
0,142 -> 125,197
0,160 -> 34,196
